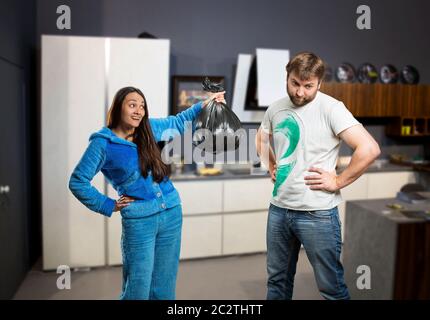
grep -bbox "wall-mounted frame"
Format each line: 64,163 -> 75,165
171,75 -> 225,114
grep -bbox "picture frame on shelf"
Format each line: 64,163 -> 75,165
171,75 -> 225,114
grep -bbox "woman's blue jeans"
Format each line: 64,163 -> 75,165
266,203 -> 350,300
119,205 -> 182,300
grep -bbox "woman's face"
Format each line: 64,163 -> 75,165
120,92 -> 146,128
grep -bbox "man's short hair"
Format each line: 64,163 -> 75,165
286,52 -> 325,82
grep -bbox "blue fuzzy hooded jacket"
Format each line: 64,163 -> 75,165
68,102 -> 203,218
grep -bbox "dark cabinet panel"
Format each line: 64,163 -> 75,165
0,60 -> 28,299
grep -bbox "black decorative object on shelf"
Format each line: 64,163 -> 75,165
400,65 -> 420,84
379,64 -> 399,84
357,63 -> 378,83
138,31 -> 157,39
335,63 -> 356,83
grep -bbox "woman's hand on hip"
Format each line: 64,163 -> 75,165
113,195 -> 135,212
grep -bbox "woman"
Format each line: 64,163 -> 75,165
69,86 -> 225,300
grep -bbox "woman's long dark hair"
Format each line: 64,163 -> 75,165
107,86 -> 170,183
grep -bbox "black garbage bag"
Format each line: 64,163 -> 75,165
193,78 -> 243,154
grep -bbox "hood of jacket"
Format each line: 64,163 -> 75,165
89,127 -> 137,148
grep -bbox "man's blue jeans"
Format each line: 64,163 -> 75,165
119,205 -> 182,300
266,203 -> 350,300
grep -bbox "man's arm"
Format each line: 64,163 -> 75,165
336,124 -> 381,189
305,124 -> 380,192
256,127 -> 277,181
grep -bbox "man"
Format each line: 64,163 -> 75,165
256,52 -> 380,300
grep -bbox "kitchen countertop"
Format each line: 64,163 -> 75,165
170,162 -> 414,182
344,197 -> 430,300
346,198 -> 430,224
336,162 -> 414,174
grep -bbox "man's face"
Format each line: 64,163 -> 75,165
286,72 -> 321,107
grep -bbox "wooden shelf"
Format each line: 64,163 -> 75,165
320,83 -> 430,118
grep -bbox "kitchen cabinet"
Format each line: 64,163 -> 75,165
105,178 -> 271,262
403,85 -> 430,117
178,171 -> 417,259
181,215 -> 223,259
223,211 -> 267,255
223,179 -> 273,212
42,36 -> 107,270
175,181 -> 224,260
64,167 -> 418,266
338,171 -> 416,242
176,178 -> 272,260
41,35 -> 170,270
320,83 -> 430,117
174,181 -> 223,215
366,172 -> 417,199
107,180 -> 225,265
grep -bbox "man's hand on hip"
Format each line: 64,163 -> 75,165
304,167 -> 339,193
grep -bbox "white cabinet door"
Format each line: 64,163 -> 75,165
108,38 -> 170,118
106,185 -> 122,266
105,38 -> 170,266
366,172 -> 417,199
223,211 -> 268,255
42,36 -> 171,269
223,178 -> 272,212
180,215 -> 222,259
174,181 -> 223,215
42,36 -> 106,270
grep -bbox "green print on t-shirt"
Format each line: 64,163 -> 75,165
272,115 -> 300,197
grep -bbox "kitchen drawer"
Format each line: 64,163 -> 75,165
223,178 -> 273,212
180,215 -> 222,259
223,211 -> 267,255
174,181 -> 223,215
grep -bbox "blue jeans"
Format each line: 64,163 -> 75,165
266,203 -> 350,300
119,204 -> 182,300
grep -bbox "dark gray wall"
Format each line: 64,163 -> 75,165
37,0 -> 430,91
36,0 -> 430,160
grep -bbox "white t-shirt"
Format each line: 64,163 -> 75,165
260,91 -> 360,211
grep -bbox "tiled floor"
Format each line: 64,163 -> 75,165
14,249 -> 322,300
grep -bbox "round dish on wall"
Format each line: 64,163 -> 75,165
335,63 -> 356,83
357,63 -> 378,83
379,64 -> 399,84
400,65 -> 419,84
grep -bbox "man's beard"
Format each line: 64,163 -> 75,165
287,89 -> 317,107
